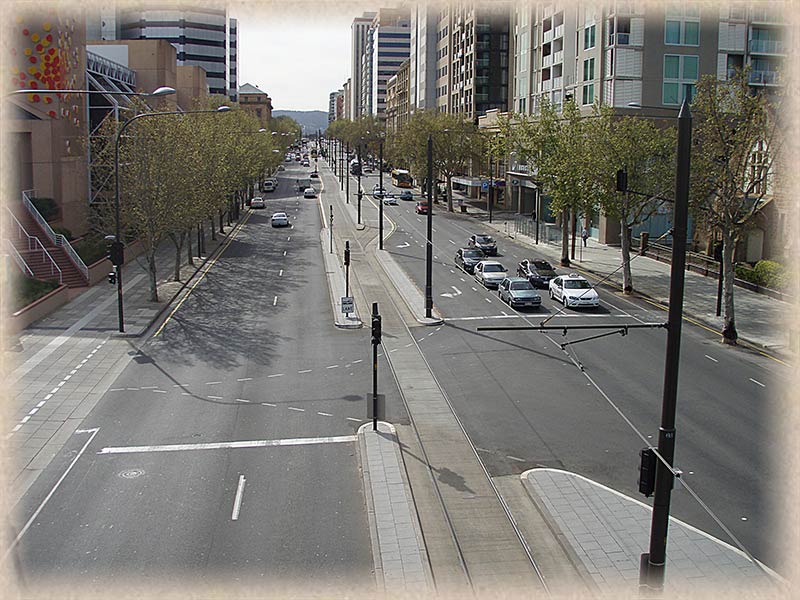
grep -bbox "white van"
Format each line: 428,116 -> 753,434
263,179 -> 276,193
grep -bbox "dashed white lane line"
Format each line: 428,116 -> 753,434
35,401 -> 46,408
704,355 -> 718,363
237,378 -> 253,382
28,408 -> 39,416
317,412 -> 333,417
262,402 -> 276,407
749,378 -> 766,388
298,369 -> 312,374
283,250 -> 287,256
279,269 -> 283,277
98,434 -> 358,455
273,296 -> 278,306
206,381 -> 222,385
472,287 -> 478,292
236,398 -> 250,403
353,359 -> 363,364
140,386 -> 157,390
231,475 -> 246,521
287,407 -> 305,412
449,239 -> 455,244
405,343 -> 412,347
208,395 -> 223,400
507,455 -> 526,462
460,277 -> 465,282
326,365 -> 339,369
153,390 -> 166,394
485,298 -> 493,303
346,417 -> 362,422
267,373 -> 284,378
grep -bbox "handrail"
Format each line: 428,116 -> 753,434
4,206 -> 63,283
22,190 -> 89,281
4,239 -> 35,279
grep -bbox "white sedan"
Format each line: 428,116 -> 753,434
271,212 -> 290,227
250,197 -> 265,209
548,273 -> 600,308
303,187 -> 317,198
473,261 -> 508,289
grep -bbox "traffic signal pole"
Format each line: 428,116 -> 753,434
371,302 -> 381,431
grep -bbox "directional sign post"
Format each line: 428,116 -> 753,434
341,297 -> 354,314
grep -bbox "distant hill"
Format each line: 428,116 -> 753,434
273,110 -> 328,135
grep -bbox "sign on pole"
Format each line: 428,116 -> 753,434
481,181 -> 489,191
341,297 -> 354,313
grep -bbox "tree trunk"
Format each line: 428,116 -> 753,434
560,211 -> 571,267
620,218 -> 633,294
446,175 -> 454,212
170,231 -> 185,281
570,209 -> 577,260
187,227 -> 194,266
147,250 -> 159,303
219,210 -> 225,235
721,230 -> 738,344
210,218 -> 216,241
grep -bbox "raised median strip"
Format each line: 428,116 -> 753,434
319,229 -> 362,329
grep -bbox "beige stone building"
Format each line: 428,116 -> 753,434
238,83 -> 273,128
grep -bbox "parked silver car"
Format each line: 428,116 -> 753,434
498,277 -> 542,309
474,261 -> 507,289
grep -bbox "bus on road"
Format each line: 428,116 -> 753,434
391,169 -> 413,188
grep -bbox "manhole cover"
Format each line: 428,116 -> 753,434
118,468 -> 145,479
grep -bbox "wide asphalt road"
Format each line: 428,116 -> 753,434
12,160 -> 407,590
352,169 -> 789,571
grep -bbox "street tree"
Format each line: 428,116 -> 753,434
689,68 -> 784,344
586,105 -> 676,293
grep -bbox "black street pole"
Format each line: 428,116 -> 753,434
341,141 -> 345,191
345,143 -> 350,200
357,144 -> 363,224
643,96 -> 692,592
372,302 -> 380,431
535,187 -> 540,245
379,140 -> 384,249
488,157 -> 493,224
425,134 -> 434,318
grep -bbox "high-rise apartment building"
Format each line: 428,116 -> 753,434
228,18 -> 238,102
409,0 -> 439,112
329,90 -> 343,123
433,1 -> 511,120
342,78 -> 352,122
118,4 -> 230,96
350,12 -> 377,118
364,9 -> 412,120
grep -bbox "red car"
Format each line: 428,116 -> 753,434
415,201 -> 429,214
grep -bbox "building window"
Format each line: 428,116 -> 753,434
583,57 -> 595,81
584,24 -> 596,49
665,3 -> 700,46
582,84 -> 594,105
662,54 -> 698,104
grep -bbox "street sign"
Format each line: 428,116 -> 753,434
481,181 -> 489,190
511,179 -> 520,186
341,297 -> 354,313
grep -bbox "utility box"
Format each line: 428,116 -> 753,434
638,447 -> 657,497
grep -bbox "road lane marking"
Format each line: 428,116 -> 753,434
317,412 -> 333,417
153,390 -> 166,394
472,287 -> 478,292
97,435 -> 358,455
208,395 -> 223,400
346,418 -> 361,422
279,269 -> 283,277
507,455 -> 526,462
298,369 -> 312,374
485,298 -> 493,303
6,428 -> 100,558
449,240 -> 455,244
262,402 -> 276,407
237,378 -> 252,382
283,250 -> 287,256
235,398 -> 250,403
273,296 -> 278,306
267,373 -> 284,378
140,386 -> 157,390
327,365 -> 339,369
287,236 -> 291,241
288,407 -> 305,412
704,355 -> 718,363
353,359 -> 363,364
749,378 -> 765,388
206,381 -> 222,385
231,475 -> 246,521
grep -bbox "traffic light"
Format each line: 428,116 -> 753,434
107,240 -> 124,266
371,313 -> 382,345
344,241 -> 350,267
638,447 -> 657,497
616,169 -> 628,193
107,270 -> 117,285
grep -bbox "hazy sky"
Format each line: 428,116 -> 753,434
233,3 -> 374,112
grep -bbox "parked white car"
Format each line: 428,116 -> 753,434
548,273 -> 600,308
250,197 -> 265,209
303,187 -> 317,198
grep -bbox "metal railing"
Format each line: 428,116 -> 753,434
4,239 -> 35,279
748,70 -> 780,85
4,206 -> 63,283
22,190 -> 88,281
86,50 -> 137,86
748,38 -> 785,55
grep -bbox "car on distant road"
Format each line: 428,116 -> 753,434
454,247 -> 486,274
498,277 -> 542,309
302,160 -> 310,167
415,201 -> 428,214
262,180 -> 276,193
310,171 -> 319,179
517,259 -> 557,288
399,190 -> 414,201
303,187 -> 317,198
474,260 -> 508,289
549,273 -> 600,308
382,196 -> 398,205
250,197 -> 265,209
363,165 -> 374,173
271,212 -> 289,227
277,165 -> 285,171
295,155 -> 301,162
372,184 -> 387,198
468,234 -> 497,256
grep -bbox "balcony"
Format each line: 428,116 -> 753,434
553,50 -> 564,65
542,53 -> 552,68
543,28 -> 552,43
750,7 -> 782,24
541,79 -> 552,92
554,24 -> 564,39
552,76 -> 563,89
748,38 -> 785,55
609,32 -> 630,46
749,70 -> 780,86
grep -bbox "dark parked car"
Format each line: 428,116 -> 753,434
454,247 -> 486,274
498,277 -> 542,309
399,190 -> 414,201
468,234 -> 497,256
517,259 -> 557,288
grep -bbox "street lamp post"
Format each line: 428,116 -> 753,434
379,139 -> 384,250
425,134 -> 434,318
346,142 -> 350,202
357,144 -> 363,225
113,105 -> 230,332
628,98 -> 692,591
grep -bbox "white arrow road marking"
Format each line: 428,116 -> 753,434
451,286 -> 462,296
97,434 -> 358,454
396,242 -> 410,248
